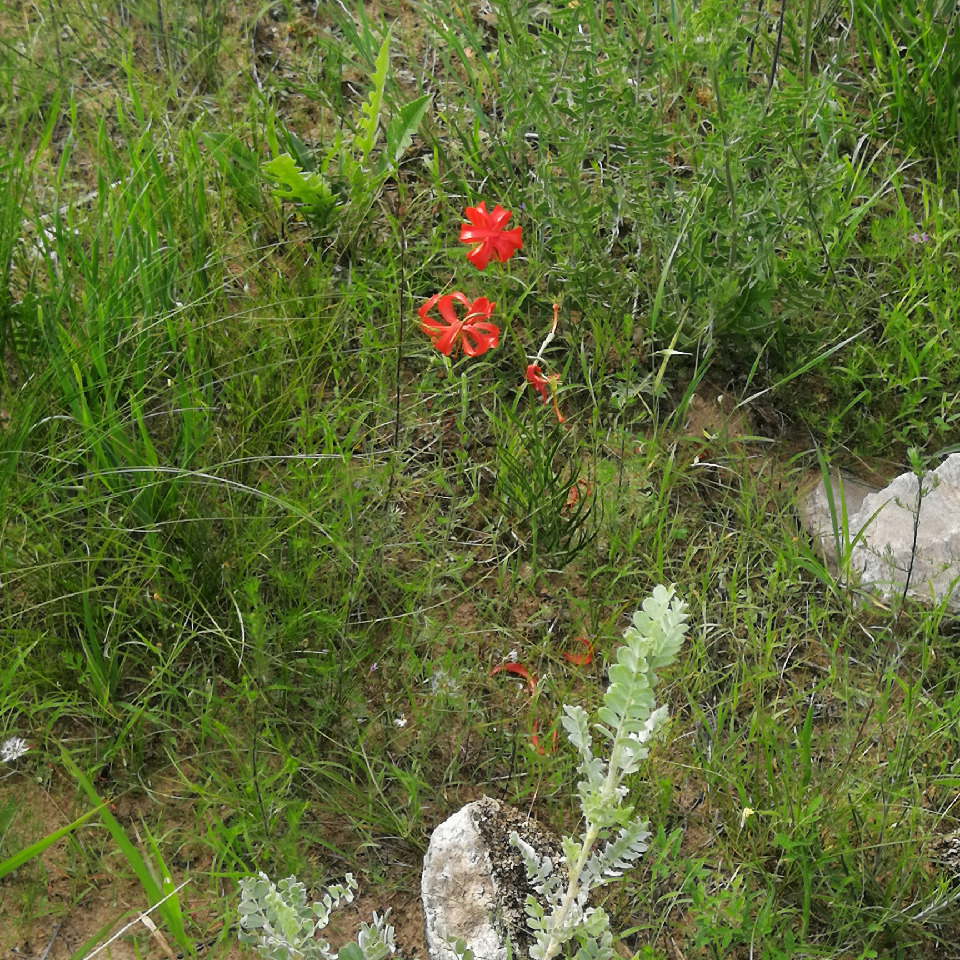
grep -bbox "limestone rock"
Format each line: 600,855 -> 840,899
421,797 -> 562,960
847,453 -> 960,611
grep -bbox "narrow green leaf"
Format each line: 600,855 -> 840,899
0,803 -> 107,881
66,910 -> 135,960
60,746 -> 194,956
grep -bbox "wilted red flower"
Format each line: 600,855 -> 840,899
459,202 -> 523,270
565,478 -> 592,510
562,637 -> 594,666
524,364 -> 565,423
531,719 -> 559,756
525,364 -> 549,402
419,292 -> 499,357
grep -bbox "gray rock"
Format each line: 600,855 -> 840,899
800,469 -> 881,563
847,453 -> 960,611
421,797 -> 562,960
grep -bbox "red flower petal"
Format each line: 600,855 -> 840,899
490,662 -> 537,696
531,719 -> 560,755
460,201 -> 523,271
565,479 -> 592,510
562,637 -> 594,667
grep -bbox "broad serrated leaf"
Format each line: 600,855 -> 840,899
263,154 -> 339,228
385,93 -> 432,163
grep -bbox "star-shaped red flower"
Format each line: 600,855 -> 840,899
419,292 -> 499,357
459,202 -> 523,270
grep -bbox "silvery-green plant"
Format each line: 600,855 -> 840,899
238,586 -> 686,960
238,873 -> 398,960
510,584 -> 688,960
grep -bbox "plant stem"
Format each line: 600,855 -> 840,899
541,821 -> 600,960
541,713 -> 632,960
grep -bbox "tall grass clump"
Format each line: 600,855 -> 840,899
853,0 -> 960,178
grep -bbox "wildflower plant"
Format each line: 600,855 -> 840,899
419,199 -> 522,361
494,409 -> 597,564
0,736 -> 29,763
261,34 -> 431,235
238,873 -> 397,960
511,585 -> 688,960
524,305 -> 565,423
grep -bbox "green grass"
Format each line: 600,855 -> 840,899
2,0 -> 960,956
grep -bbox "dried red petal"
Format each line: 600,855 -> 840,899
565,478 -> 592,510
531,719 -> 559,755
490,662 -> 537,696
562,637 -> 594,667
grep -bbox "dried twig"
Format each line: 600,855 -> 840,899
80,879 -> 192,960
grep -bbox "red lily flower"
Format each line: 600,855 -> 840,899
459,202 -> 523,270
419,292 -> 499,357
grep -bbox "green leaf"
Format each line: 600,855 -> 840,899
202,132 -> 262,210
356,34 -> 390,164
0,802 -> 107,881
280,126 -> 317,171
339,943 -> 366,960
263,155 -> 341,230
60,746 -> 194,957
385,93 -> 432,164
65,910 -> 135,960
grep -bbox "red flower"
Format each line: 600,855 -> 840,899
419,292 -> 499,357
459,202 -> 523,270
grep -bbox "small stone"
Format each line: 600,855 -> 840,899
799,469 -> 880,563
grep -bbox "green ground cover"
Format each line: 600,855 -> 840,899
2,0 -> 960,956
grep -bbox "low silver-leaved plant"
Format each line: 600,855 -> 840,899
510,584 -> 688,960
238,873 -> 396,960
238,585 -> 687,960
